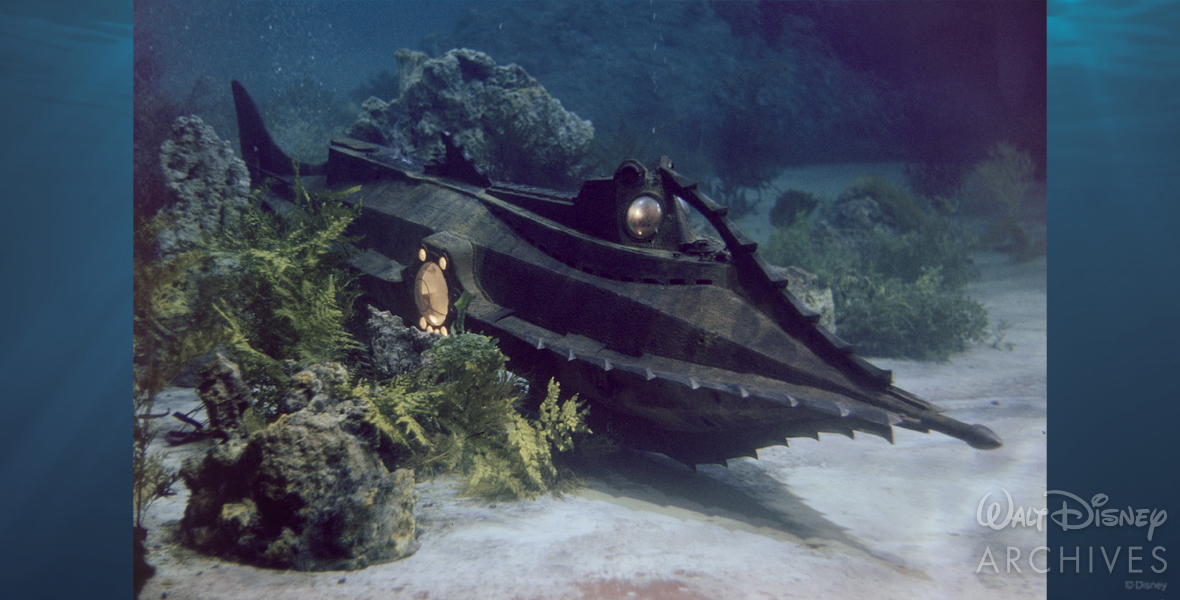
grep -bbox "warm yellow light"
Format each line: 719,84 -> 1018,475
415,261 -> 449,327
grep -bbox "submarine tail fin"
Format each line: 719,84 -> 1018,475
231,80 -> 325,181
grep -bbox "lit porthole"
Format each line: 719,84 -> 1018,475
625,195 -> 662,240
415,261 -> 449,328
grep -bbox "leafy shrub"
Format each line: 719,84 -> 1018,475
845,175 -> 923,233
835,269 -> 988,361
860,218 -> 977,290
198,175 -> 364,411
133,215 -> 225,528
763,216 -> 856,285
353,333 -> 591,500
971,142 -> 1034,219
904,161 -> 965,213
762,212 -> 986,361
769,189 -> 819,228
969,142 -> 1041,260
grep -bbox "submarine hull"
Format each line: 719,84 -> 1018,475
233,79 -> 1001,465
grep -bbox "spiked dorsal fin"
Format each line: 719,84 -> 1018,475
231,80 -> 326,181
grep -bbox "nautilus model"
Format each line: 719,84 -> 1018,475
233,80 -> 1001,465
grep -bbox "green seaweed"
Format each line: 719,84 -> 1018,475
847,175 -> 923,233
762,212 -> 986,362
835,268 -> 988,361
970,142 -> 1041,260
133,215 -> 225,528
196,170 -> 365,413
353,333 -> 591,500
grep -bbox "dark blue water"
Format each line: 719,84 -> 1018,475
0,1 -> 1175,598
1045,0 -> 1179,596
137,1 -> 470,99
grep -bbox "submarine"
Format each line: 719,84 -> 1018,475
232,80 -> 1002,466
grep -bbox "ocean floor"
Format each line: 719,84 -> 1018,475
139,164 -> 1047,600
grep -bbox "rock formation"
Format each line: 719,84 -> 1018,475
347,48 -> 594,188
156,115 -> 251,259
196,353 -> 253,440
365,305 -> 439,379
180,359 -> 419,571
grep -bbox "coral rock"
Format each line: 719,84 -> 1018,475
197,353 -> 252,439
279,362 -> 350,414
366,305 -> 439,378
767,266 -> 837,334
156,116 -> 251,259
348,48 -> 594,188
179,396 -> 419,571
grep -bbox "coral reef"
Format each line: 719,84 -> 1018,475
365,305 -> 440,379
348,48 -> 595,189
155,116 -> 251,259
277,362 -> 350,415
830,175 -> 923,234
196,353 -> 253,440
180,359 -> 419,571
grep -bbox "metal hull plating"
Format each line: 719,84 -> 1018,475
233,80 -> 1001,465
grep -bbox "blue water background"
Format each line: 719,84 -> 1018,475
137,1 -> 471,99
0,1 -> 1173,598
0,8 -> 132,599
1045,0 -> 1179,594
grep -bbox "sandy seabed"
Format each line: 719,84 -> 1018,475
140,164 -> 1047,600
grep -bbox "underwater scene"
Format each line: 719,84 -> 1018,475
133,2 -> 1047,598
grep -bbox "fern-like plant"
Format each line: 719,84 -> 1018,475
197,172 -> 364,411
353,333 -> 591,500
133,214 -> 224,528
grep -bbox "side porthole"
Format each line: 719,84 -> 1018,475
625,195 -> 662,240
415,259 -> 449,329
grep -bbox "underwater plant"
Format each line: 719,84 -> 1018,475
904,160 -> 965,214
969,141 -> 1041,260
844,175 -> 924,233
198,170 -> 364,414
769,189 -> 819,228
354,333 -> 591,500
133,213 -> 229,597
133,214 -> 226,527
835,268 -> 989,361
860,218 -> 978,290
762,209 -> 986,361
972,141 -> 1034,220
